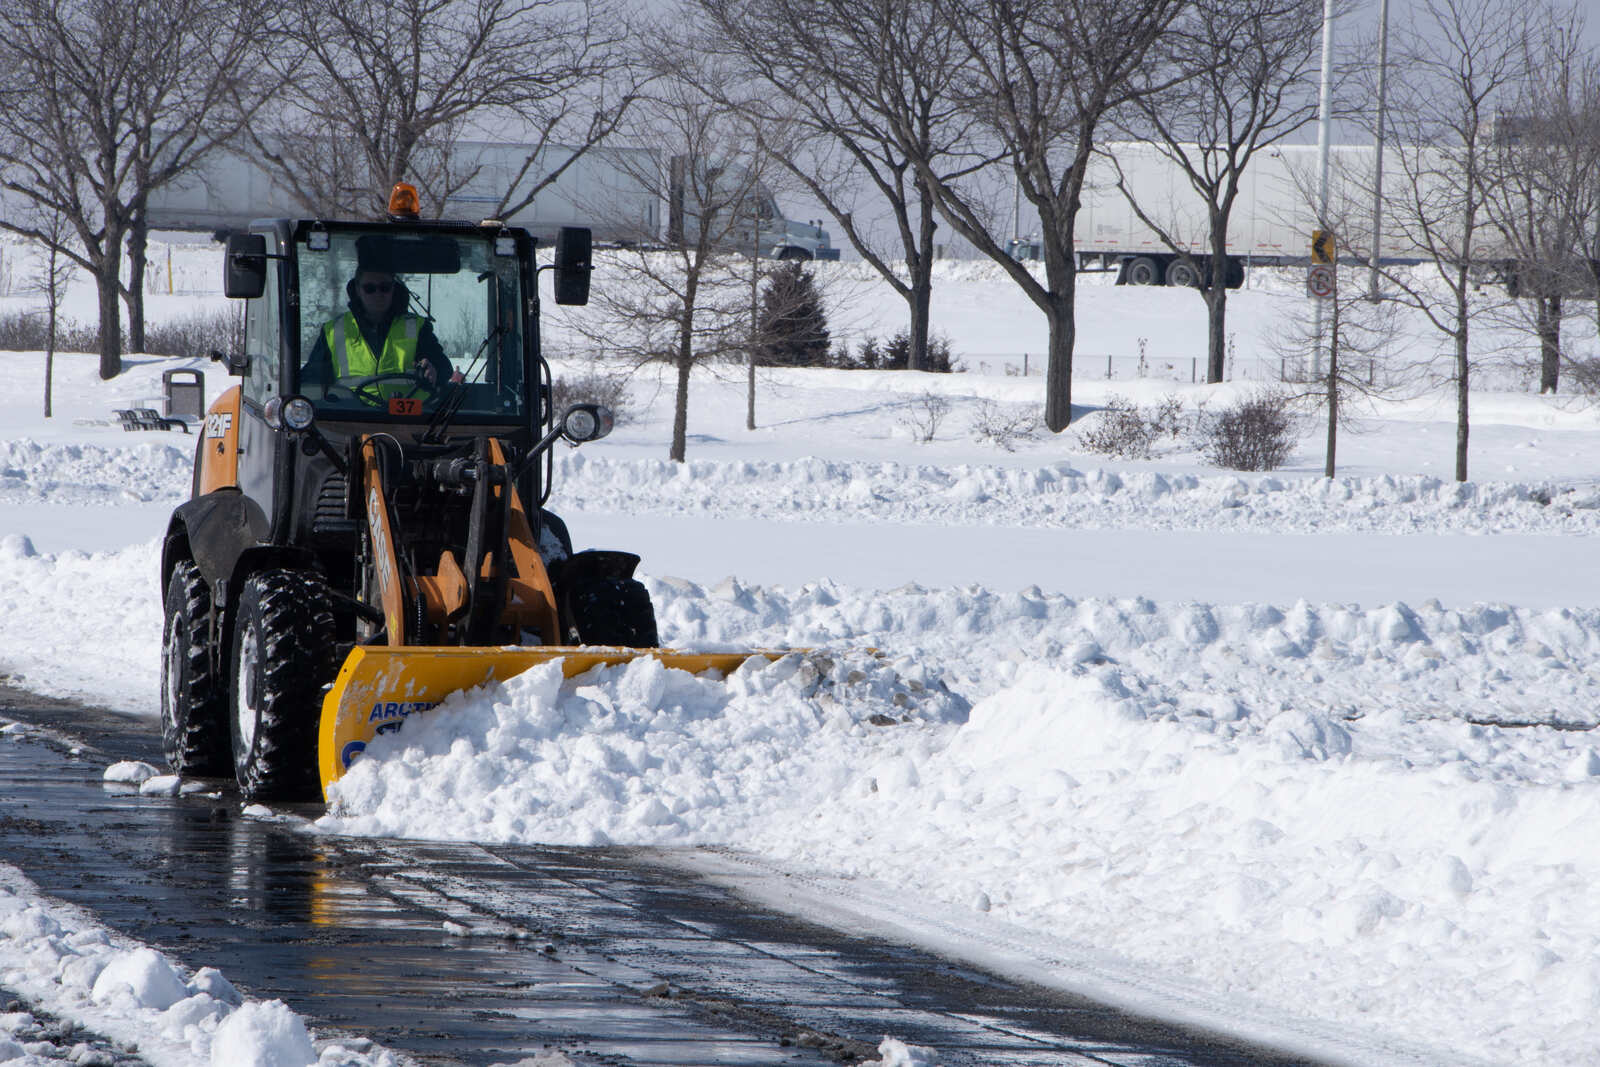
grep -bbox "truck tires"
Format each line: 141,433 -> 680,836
160,560 -> 230,776
1124,256 -> 1161,285
229,569 -> 337,803
1165,259 -> 1202,288
567,577 -> 660,648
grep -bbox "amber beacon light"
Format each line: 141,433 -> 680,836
388,182 -> 421,219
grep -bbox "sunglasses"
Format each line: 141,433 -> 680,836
361,281 -> 393,294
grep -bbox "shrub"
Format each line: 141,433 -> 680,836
143,308 -> 243,359
758,262 -> 830,366
1198,388 -> 1296,471
0,307 -> 244,357
1075,394 -> 1161,459
0,311 -> 98,352
831,330 -> 960,373
970,399 -> 1040,452
897,391 -> 951,442
550,367 -> 631,426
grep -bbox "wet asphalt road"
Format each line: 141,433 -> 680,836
0,686 -> 1326,1067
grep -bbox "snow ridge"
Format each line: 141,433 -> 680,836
560,453 -> 1600,533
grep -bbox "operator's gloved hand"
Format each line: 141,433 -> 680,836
420,364 -> 466,386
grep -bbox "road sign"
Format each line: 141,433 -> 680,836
1307,263 -> 1336,299
1311,229 -> 1336,264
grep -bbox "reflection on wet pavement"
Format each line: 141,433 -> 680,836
0,694 -> 1322,1066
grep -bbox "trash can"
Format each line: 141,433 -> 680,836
163,369 -> 206,421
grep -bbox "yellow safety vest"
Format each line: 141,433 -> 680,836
325,313 -> 422,392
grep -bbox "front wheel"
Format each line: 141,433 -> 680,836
566,577 -> 660,648
161,560 -> 229,776
229,569 -> 337,802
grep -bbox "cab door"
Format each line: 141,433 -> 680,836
235,229 -> 284,525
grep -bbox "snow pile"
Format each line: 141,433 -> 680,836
0,868 -> 396,1067
558,452 -> 1600,533
323,651 -> 965,845
0,535 -> 162,713
0,439 -> 192,506
310,574 -> 1600,1066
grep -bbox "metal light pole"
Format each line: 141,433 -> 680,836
1312,0 -> 1336,379
1368,0 -> 1390,302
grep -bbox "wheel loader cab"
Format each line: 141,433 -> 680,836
293,227 -> 531,422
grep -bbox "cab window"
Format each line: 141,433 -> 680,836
242,232 -> 281,406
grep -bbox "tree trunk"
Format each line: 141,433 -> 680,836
672,312 -> 693,463
908,266 -> 933,374
126,212 -> 149,354
44,246 -> 57,418
1205,282 -> 1228,383
1536,294 -> 1561,394
1455,324 -> 1470,483
908,178 -> 937,372
95,233 -> 124,380
1042,256 -> 1077,432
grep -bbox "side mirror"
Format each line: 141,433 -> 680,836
209,349 -> 250,377
552,227 -> 591,306
224,233 -> 267,299
559,403 -> 613,445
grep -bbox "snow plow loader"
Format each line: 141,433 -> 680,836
160,185 -> 776,803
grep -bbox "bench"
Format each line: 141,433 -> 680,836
114,408 -> 191,433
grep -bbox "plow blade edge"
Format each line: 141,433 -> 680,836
317,645 -> 783,800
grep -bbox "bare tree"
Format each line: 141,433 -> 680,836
248,0 -> 637,221
23,210 -> 76,418
0,0 -> 275,378
1274,263 -> 1413,477
564,45 -> 772,462
1376,0 -> 1530,481
1107,0 -> 1325,383
1482,9 -> 1600,393
692,0 -> 993,374
918,0 -> 1186,431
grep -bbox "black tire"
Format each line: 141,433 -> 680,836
567,577 -> 659,648
1165,259 -> 1202,288
160,559 -> 229,776
228,569 -> 337,803
1125,256 -> 1161,285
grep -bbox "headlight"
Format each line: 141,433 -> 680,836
283,396 -> 316,431
263,396 -> 283,430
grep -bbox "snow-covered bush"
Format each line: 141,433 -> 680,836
550,367 -> 631,426
898,391 -> 951,442
969,398 -> 1040,451
1074,393 -> 1183,459
1198,388 -> 1296,471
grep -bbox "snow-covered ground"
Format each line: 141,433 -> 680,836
2,236 -> 1600,1066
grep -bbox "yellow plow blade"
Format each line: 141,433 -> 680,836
317,644 -> 788,800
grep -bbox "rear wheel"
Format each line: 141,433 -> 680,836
1165,259 -> 1202,288
567,578 -> 660,648
1124,256 -> 1161,285
161,560 -> 229,776
229,569 -> 337,802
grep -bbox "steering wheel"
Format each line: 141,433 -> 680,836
347,371 -> 437,407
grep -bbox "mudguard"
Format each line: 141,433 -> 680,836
163,490 -> 271,594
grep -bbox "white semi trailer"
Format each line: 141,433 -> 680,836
1038,141 -> 1476,287
146,140 -> 838,260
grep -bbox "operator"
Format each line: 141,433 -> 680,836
302,268 -> 463,400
